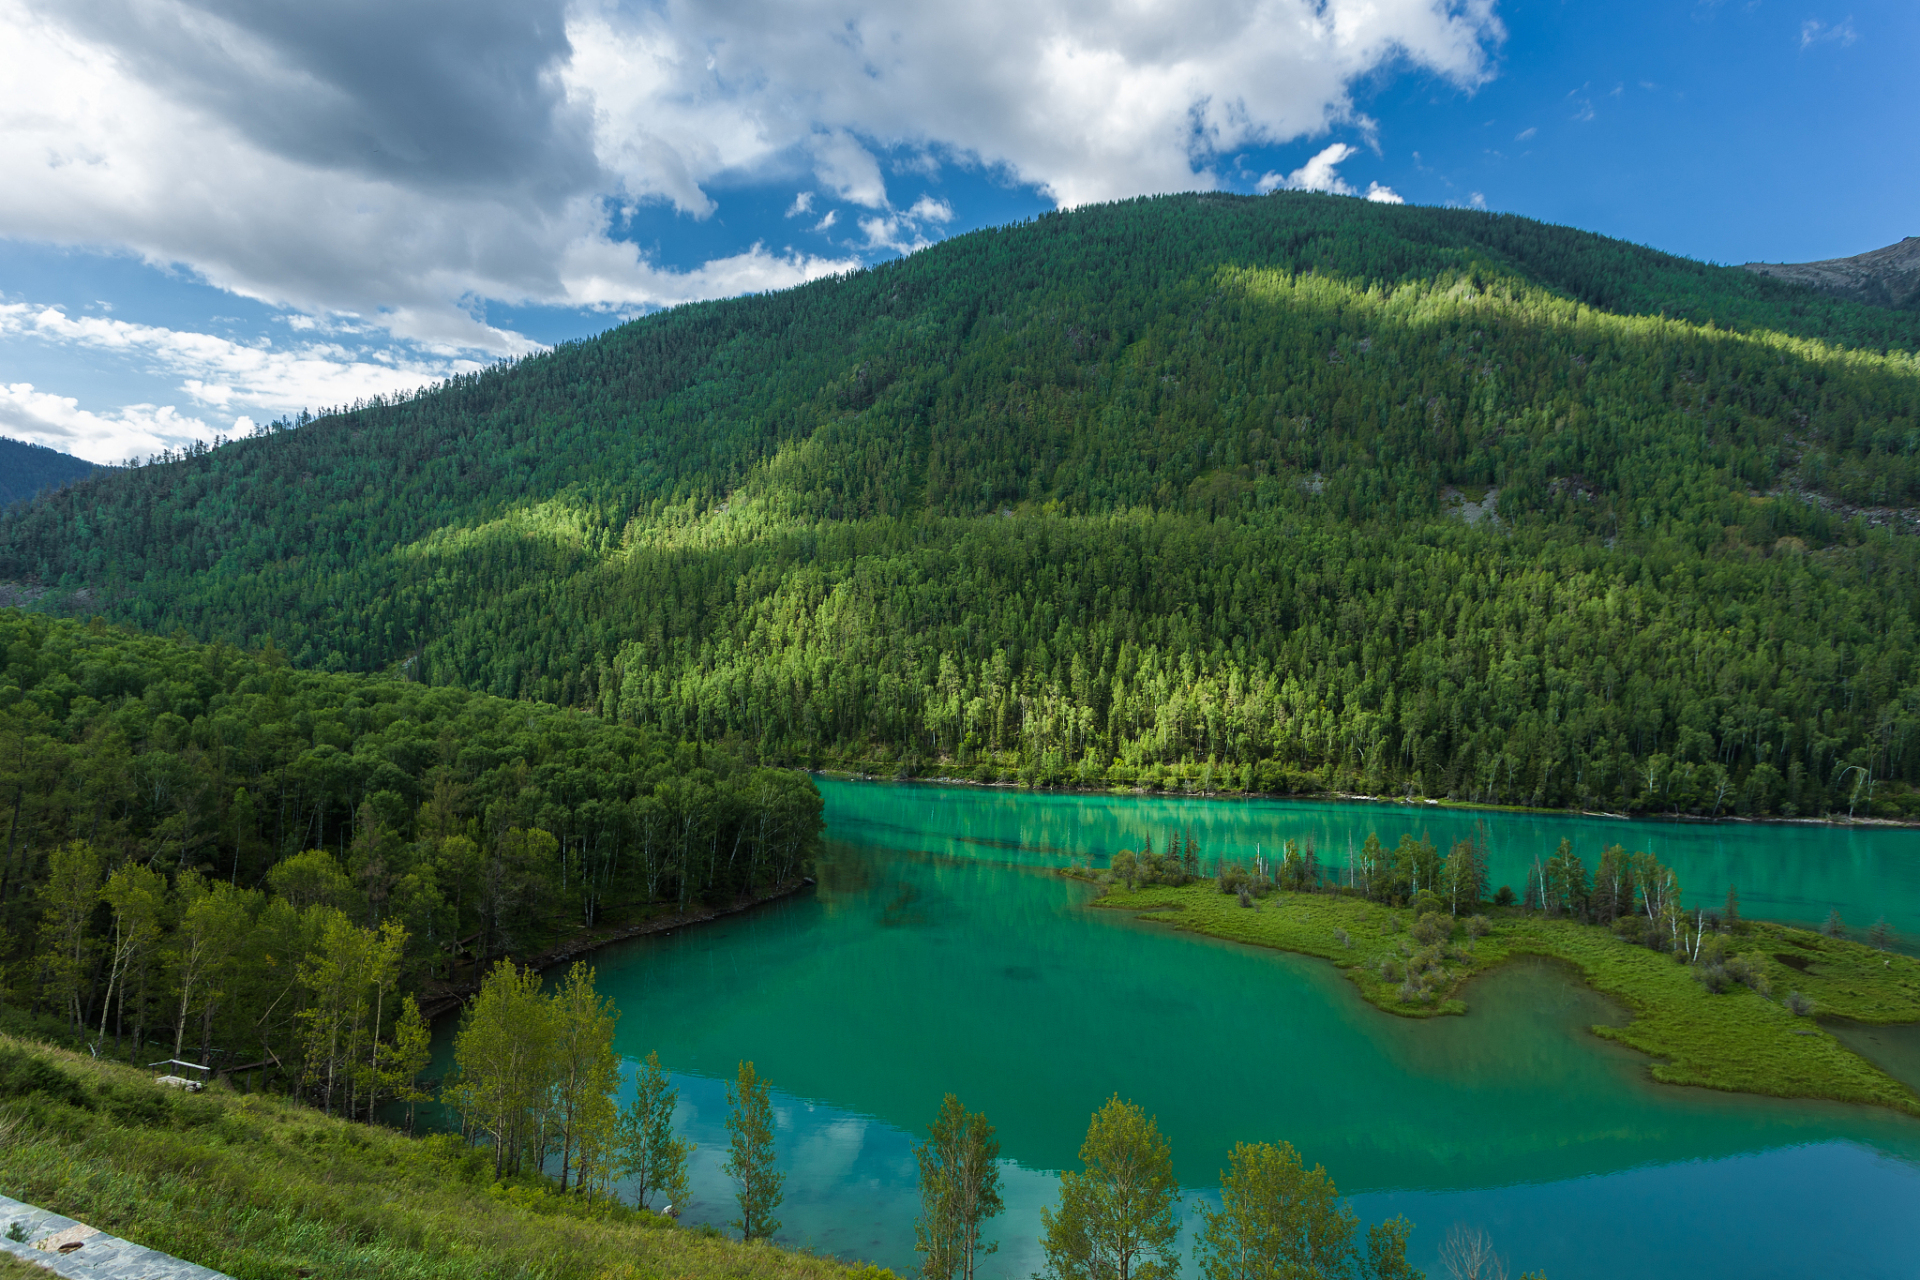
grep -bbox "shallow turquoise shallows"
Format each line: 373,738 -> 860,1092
495,782 -> 1920,1278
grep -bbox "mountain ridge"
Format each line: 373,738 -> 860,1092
1743,237 -> 1920,312
5,192 -> 1920,817
0,436 -> 104,507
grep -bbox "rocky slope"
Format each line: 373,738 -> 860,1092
1744,237 -> 1920,310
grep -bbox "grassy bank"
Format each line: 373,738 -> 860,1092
1096,884 -> 1920,1116
0,1037 -> 879,1280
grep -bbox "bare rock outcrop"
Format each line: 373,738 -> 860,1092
1743,237 -> 1920,310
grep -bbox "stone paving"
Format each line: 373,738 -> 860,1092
0,1193 -> 229,1280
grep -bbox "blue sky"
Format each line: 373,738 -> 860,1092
1,0 -> 1914,463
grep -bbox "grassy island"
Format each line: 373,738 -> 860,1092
0,1036 -> 875,1280
1095,882 -> 1920,1116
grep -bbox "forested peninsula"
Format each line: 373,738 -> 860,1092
0,610 -> 822,1102
6,195 -> 1920,819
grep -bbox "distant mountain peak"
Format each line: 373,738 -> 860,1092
1742,237 -> 1920,311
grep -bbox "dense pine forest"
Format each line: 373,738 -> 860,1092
5,193 -> 1920,815
0,610 -> 822,1094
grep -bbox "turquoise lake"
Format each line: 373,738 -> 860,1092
520,782 -> 1920,1277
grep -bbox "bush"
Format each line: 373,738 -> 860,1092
1236,885 -> 1254,908
1785,990 -> 1816,1017
1410,913 -> 1449,947
1611,915 -> 1646,944
1333,927 -> 1352,949
1724,953 -> 1772,997
1493,886 -> 1517,907
1465,915 -> 1492,938
1217,863 -> 1254,895
1694,962 -> 1732,994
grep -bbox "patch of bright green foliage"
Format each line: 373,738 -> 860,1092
0,1035 -> 881,1280
1097,882 -> 1920,1116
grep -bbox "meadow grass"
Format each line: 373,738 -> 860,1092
0,1037 -> 883,1280
1097,884 -> 1920,1115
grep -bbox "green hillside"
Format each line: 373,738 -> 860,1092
6,193 -> 1920,816
0,610 -> 822,1076
0,437 -> 101,508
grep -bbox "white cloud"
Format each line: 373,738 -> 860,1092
907,196 -> 955,224
1,0 -> 1501,307
0,302 -> 493,414
810,131 -> 890,209
1515,126 -> 1537,141
0,382 -> 219,464
787,192 -> 815,217
813,210 -> 839,231
1799,17 -> 1857,48
1255,143 -> 1399,202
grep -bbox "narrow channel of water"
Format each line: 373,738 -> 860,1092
559,781 -> 1920,1279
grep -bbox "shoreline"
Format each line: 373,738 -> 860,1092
416,876 -> 815,1020
1092,881 -> 1920,1117
813,770 -> 1920,830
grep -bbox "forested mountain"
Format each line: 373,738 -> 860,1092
6,192 -> 1920,817
0,437 -> 102,507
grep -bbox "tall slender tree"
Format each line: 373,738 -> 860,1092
547,962 -> 621,1192
915,1093 -> 1005,1280
724,1059 -> 783,1241
619,1050 -> 693,1213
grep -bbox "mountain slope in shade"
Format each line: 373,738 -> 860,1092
1743,237 -> 1920,311
0,437 -> 102,506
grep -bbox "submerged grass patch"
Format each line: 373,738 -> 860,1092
1096,884 -> 1920,1116
0,1037 -> 871,1280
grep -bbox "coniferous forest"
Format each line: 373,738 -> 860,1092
6,192 -> 1920,823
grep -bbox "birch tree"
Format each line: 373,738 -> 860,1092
619,1050 -> 693,1213
548,961 -> 620,1192
915,1093 -> 1004,1280
724,1059 -> 783,1241
1039,1096 -> 1181,1280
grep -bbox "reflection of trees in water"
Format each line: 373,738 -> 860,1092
815,840 -> 878,897
879,881 -> 929,928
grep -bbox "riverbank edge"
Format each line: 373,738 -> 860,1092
814,769 -> 1919,830
0,1035 -> 887,1280
416,876 -> 815,1020
1091,883 -> 1920,1118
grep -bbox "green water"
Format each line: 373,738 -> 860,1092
569,783 -> 1920,1277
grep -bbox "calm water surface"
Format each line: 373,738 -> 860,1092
519,784 -> 1920,1277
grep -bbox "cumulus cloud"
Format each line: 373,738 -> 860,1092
0,382 -> 219,463
2,0 -> 1502,347
1256,143 -> 1403,203
0,302 -> 495,412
